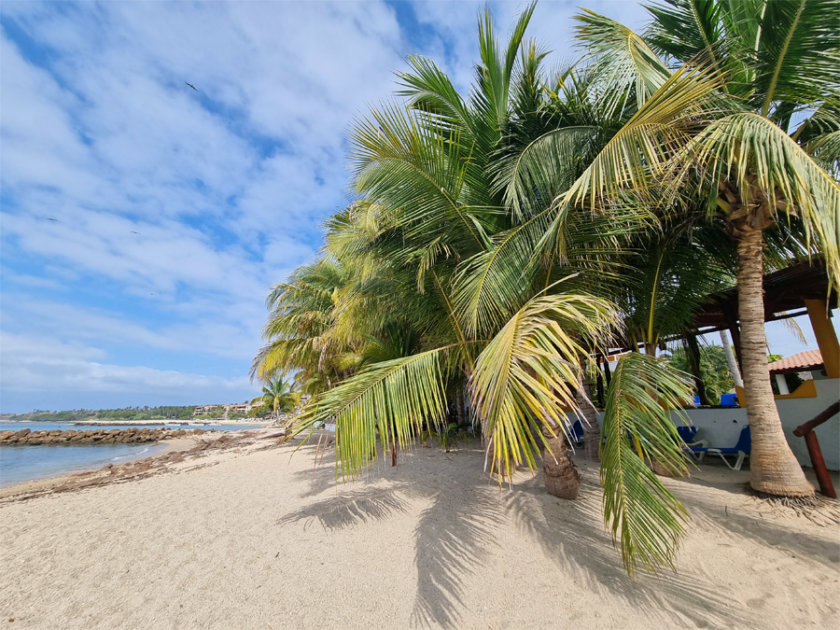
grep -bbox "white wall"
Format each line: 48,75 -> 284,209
775,379 -> 839,470
567,378 -> 840,470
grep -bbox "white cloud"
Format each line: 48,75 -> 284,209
0,332 -> 249,396
1,0 -> 658,412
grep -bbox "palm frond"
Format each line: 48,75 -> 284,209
452,207 -> 558,336
600,352 -> 693,575
682,111 -> 840,289
491,125 -> 604,220
644,0 -> 725,70
352,101 -> 484,252
561,62 -> 726,211
470,292 -> 618,483
291,345 -> 459,478
575,9 -> 672,115
754,0 -> 840,117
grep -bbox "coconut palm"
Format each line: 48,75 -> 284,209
251,376 -> 299,422
566,0 -> 839,497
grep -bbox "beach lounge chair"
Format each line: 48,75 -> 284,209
676,425 -> 707,448
690,425 -> 751,471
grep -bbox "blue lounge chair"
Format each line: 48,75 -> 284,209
720,393 -> 738,407
676,425 -> 698,444
690,425 -> 751,471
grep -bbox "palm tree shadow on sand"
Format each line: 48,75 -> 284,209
275,444 -> 503,628
408,456 -> 502,628
275,442 -> 762,628
506,460 -> 754,628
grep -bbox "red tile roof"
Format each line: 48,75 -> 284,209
768,350 -> 824,373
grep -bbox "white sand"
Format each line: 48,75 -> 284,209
1,437 -> 838,629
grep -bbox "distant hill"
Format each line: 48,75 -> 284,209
0,406 -> 197,423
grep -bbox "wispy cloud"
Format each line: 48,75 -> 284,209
0,0 -> 650,412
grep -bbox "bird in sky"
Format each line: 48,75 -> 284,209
185,81 -> 198,91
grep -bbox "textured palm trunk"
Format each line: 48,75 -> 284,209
543,435 -> 580,499
737,227 -> 814,497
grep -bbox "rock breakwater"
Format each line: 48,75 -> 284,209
0,427 -> 210,446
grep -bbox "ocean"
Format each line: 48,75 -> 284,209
0,421 -> 265,488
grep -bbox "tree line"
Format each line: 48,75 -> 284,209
2,406 -> 197,422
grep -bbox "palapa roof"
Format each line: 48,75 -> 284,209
768,350 -> 824,374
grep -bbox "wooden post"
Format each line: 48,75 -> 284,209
603,354 -> 612,387
595,355 -> 605,408
804,299 -> 840,378
685,334 -> 709,405
793,401 -> 840,498
803,432 -> 836,498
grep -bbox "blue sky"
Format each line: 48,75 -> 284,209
0,1 -> 831,413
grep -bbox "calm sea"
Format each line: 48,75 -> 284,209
0,422 -> 264,488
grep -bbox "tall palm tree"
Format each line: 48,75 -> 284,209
251,376 -> 299,422
568,0 -> 839,497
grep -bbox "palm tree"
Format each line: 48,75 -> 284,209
252,259 -> 353,394
250,376 -> 298,422
279,4 -> 697,575
567,0 -> 839,497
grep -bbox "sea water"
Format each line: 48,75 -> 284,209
0,422 -> 265,488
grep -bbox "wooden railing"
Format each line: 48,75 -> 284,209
793,401 -> 839,498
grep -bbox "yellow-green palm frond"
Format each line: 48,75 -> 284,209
469,291 -> 618,484
600,352 -> 693,575
575,9 -> 671,115
291,345 -> 461,479
682,111 -> 840,289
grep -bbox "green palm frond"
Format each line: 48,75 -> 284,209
561,61 -> 726,211
452,206 -> 558,336
470,1 -> 537,131
754,0 -> 840,117
682,111 -> 840,288
600,352 -> 694,575
644,0 -> 725,70
575,9 -> 672,115
398,54 -> 475,141
492,125 -> 604,220
806,129 -> 840,180
352,101 -> 484,250
291,345 -> 460,478
470,292 -> 618,483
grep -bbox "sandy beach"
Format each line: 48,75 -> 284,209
1,431 -> 838,629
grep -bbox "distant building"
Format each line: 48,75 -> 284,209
193,403 -> 254,417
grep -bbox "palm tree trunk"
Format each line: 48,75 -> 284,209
576,363 -> 600,462
737,227 -> 814,497
719,330 -> 744,388
543,435 -> 580,499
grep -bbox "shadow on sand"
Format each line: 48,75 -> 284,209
274,440 -> 787,628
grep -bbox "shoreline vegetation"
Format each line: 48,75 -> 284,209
0,406 -> 277,426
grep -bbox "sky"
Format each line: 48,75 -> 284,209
0,1 -> 832,413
